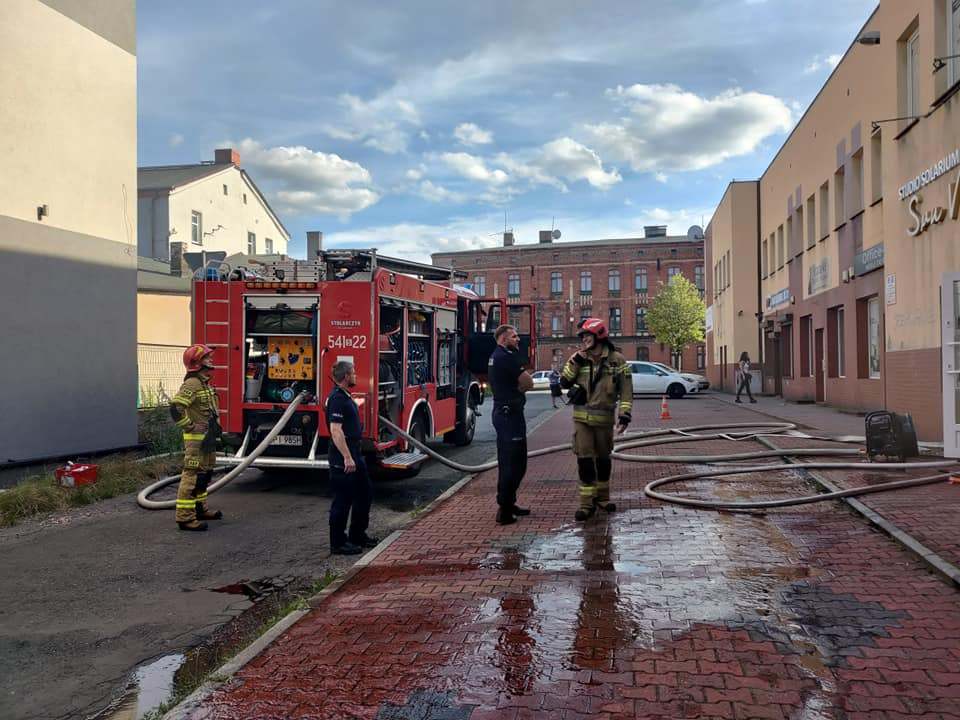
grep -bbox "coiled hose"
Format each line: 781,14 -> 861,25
137,392 -> 308,510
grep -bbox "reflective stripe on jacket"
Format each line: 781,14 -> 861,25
562,346 -> 632,426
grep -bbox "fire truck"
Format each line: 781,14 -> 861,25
191,249 -> 535,474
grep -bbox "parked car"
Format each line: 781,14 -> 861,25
650,362 -> 710,391
530,370 -> 553,390
628,361 -> 700,399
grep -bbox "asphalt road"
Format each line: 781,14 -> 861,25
0,392 -> 557,720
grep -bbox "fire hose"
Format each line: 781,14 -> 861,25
138,398 -> 957,512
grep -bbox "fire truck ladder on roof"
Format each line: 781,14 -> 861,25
323,248 -> 468,282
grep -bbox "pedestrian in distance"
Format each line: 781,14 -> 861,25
549,368 -> 562,408
326,360 -> 380,555
170,344 -> 224,532
560,318 -> 632,521
735,350 -> 757,404
489,324 -> 534,525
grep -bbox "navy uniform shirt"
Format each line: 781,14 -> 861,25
325,386 -> 362,470
488,345 -> 525,408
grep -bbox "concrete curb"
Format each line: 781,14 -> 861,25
162,404 -> 562,719
756,436 -> 960,589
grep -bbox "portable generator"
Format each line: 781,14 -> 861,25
864,410 -> 919,461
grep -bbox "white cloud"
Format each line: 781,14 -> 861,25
440,152 -> 509,185
553,90 -> 571,100
537,138 -> 621,191
168,133 -> 184,148
583,83 -> 793,173
655,172 -> 668,184
803,53 -> 843,74
453,122 -> 494,146
405,167 -> 424,181
231,138 -> 380,218
417,180 -> 466,203
321,93 -> 421,154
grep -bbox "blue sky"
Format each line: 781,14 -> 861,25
137,0 -> 878,262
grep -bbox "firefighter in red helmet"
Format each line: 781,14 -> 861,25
169,344 -> 223,531
560,318 -> 633,521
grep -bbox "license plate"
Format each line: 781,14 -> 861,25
271,435 -> 302,446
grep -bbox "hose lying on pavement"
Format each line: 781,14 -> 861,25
137,392 -> 308,510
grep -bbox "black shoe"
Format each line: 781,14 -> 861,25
197,509 -> 223,521
178,520 -> 208,532
496,508 -> 517,525
594,499 -> 616,512
750,399 -> 757,404
352,535 -> 381,548
331,542 -> 363,555
512,505 -> 531,516
574,508 -> 595,522
735,398 -> 742,403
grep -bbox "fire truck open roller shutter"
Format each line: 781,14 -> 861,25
245,296 -> 318,310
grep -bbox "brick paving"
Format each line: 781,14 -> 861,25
184,396 -> 960,719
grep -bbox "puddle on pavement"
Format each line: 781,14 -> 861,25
100,653 -> 185,720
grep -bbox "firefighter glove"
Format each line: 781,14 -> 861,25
567,383 -> 588,406
618,412 -> 632,428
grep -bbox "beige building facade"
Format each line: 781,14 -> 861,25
706,0 -> 960,442
0,0 -> 138,462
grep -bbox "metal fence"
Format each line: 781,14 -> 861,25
138,344 -> 186,408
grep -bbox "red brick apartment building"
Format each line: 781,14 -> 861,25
433,226 -> 707,372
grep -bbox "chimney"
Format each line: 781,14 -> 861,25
214,148 -> 241,167
169,241 -> 186,276
538,230 -> 553,244
306,231 -> 323,258
643,225 -> 667,238
503,231 -> 515,247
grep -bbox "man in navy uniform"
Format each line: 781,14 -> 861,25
488,324 -> 534,525
325,360 -> 379,555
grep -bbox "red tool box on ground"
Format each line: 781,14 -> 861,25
55,463 -> 99,488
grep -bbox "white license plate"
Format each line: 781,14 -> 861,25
271,435 -> 302,446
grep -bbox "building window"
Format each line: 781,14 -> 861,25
608,269 -> 621,294
637,346 -> 650,361
635,267 -> 648,293
243,193 -> 248,205
247,232 -> 256,254
223,184 -> 228,196
191,211 -> 202,245
473,276 -> 486,296
905,27 -> 921,119
507,273 -> 520,298
265,237 -> 274,254
870,130 -> 883,204
580,307 -> 591,323
696,345 -> 705,370
838,307 -> 845,377
828,306 -> 846,378
579,270 -> 592,295
777,225 -> 785,268
550,271 -> 562,295
834,165 -> 846,227
667,266 -> 681,282
782,323 -> 794,378
819,182 -> 830,239
786,215 -> 795,259
949,0 -> 960,86
761,239 -> 769,277
551,315 -> 561,336
635,307 -> 647,334
850,149 -> 864,216
859,296 -> 882,379
609,307 -> 622,335
800,315 -> 813,377
694,265 -> 704,290
806,195 -> 817,249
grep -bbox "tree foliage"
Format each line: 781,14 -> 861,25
646,275 -> 706,357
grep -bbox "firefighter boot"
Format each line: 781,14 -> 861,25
178,519 -> 208,532
195,471 -> 223,520
575,458 -> 597,521
593,456 -> 616,513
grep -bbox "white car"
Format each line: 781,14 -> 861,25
650,362 -> 710,391
628,361 -> 700,399
529,370 -> 553,390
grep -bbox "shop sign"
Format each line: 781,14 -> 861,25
853,243 -> 884,276
766,287 -> 790,310
808,258 -> 829,295
906,172 -> 960,237
705,305 -> 713,332
886,274 -> 897,305
898,149 -> 960,200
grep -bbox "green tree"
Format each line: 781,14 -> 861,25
646,275 -> 705,368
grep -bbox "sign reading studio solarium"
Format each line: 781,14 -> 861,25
899,148 -> 960,237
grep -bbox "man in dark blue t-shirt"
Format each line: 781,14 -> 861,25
488,324 -> 533,525
325,360 -> 379,555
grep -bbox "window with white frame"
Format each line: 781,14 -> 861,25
635,307 -> 647,333
608,269 -> 621,293
667,266 -> 681,282
507,273 -> 520,298
247,232 -> 256,254
550,271 -> 562,295
580,270 -> 592,295
551,315 -> 561,336
949,0 -> 960,86
635,267 -> 648,293
837,307 -> 846,377
609,307 -> 622,335
868,297 -> 881,378
906,28 -> 921,118
191,211 -> 202,245
761,239 -> 769,277
696,345 -> 705,370
473,276 -> 486,296
694,265 -> 704,290
265,237 -> 274,254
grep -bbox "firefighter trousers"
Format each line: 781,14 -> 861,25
572,421 -> 614,511
176,436 -> 216,523
493,406 -> 527,509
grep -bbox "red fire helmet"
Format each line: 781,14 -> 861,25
577,317 -> 609,341
182,344 -> 215,372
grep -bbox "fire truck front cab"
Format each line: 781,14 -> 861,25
192,249 -> 535,475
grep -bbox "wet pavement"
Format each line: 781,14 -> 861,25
181,396 -> 960,719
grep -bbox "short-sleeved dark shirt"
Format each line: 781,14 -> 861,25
489,345 -> 525,408
325,386 -> 362,470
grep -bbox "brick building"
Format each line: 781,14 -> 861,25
433,226 -> 707,371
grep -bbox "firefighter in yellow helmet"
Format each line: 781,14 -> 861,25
560,318 -> 633,521
169,344 -> 223,531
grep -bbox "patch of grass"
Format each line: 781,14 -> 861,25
139,405 -> 184,455
0,454 -> 182,527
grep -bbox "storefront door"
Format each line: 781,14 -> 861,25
941,273 -> 960,458
815,328 -> 825,402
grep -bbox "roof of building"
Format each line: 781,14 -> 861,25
432,234 -> 703,259
137,256 -> 191,293
138,163 -> 230,191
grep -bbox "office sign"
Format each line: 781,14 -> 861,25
854,243 -> 884,276
766,287 -> 790,310
808,258 -> 830,295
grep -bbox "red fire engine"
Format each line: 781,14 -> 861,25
192,249 -> 535,474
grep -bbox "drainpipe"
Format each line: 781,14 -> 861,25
755,182 -> 764,394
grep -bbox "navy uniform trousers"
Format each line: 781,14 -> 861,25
329,455 -> 373,548
492,405 -> 527,509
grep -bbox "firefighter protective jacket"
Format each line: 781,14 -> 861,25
171,375 -> 220,435
560,345 -> 632,426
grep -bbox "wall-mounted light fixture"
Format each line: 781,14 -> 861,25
857,30 -> 880,46
37,204 -> 48,221
934,53 -> 960,72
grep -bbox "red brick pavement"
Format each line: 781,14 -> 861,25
185,397 -> 960,720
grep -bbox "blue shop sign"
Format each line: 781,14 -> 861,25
766,287 -> 790,309
854,244 -> 884,277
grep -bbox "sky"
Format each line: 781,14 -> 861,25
137,0 -> 878,262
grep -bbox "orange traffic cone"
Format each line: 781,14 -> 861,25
659,395 -> 672,421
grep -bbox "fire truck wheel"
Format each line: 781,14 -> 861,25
446,403 -> 477,446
